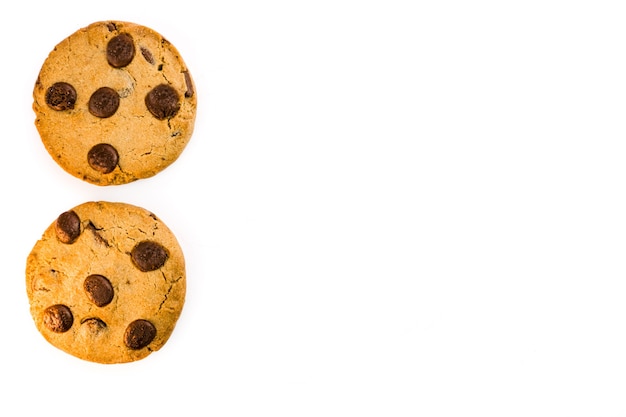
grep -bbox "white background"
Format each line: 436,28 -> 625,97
2,0 -> 626,415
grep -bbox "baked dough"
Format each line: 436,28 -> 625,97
33,21 -> 196,185
26,201 -> 186,364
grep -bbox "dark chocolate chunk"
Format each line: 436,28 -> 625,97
145,84 -> 180,119
183,71 -> 194,98
88,87 -> 120,118
86,221 -> 111,246
55,210 -> 81,244
131,241 -> 169,272
124,319 -> 156,349
45,82 -> 77,111
140,47 -> 154,64
88,143 -> 119,174
107,33 -> 135,68
84,275 -> 114,307
43,305 -> 73,333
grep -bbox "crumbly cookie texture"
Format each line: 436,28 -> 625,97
33,21 -> 196,186
26,201 -> 186,364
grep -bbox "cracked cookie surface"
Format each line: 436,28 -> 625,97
33,21 -> 196,185
26,201 -> 186,364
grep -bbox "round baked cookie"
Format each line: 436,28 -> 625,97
26,201 -> 186,364
33,21 -> 196,185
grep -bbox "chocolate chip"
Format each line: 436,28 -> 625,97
43,305 -> 73,333
81,317 -> 107,334
107,33 -> 135,68
140,47 -> 154,64
88,87 -> 120,118
124,319 -> 156,349
55,210 -> 81,244
131,241 -> 169,272
183,71 -> 194,98
88,143 -> 119,174
84,275 -> 114,307
86,221 -> 111,247
45,82 -> 77,111
145,84 -> 180,119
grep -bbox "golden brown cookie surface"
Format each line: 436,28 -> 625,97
26,201 -> 186,364
33,21 -> 196,185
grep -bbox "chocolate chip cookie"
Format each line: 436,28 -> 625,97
33,21 -> 197,185
26,201 -> 186,364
